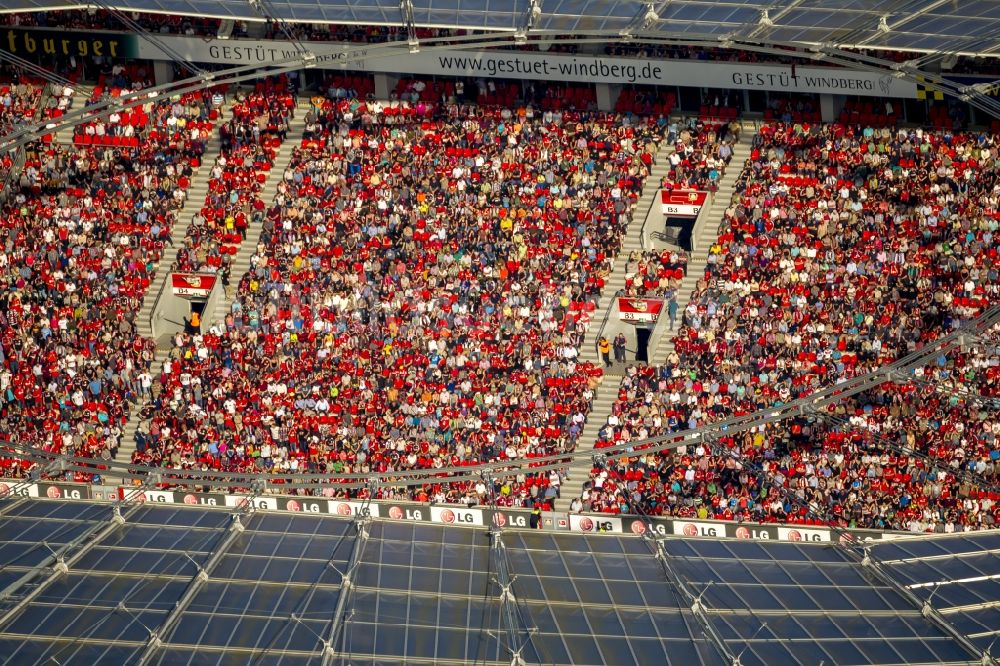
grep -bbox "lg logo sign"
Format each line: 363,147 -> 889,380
785,529 -> 823,542
388,506 -> 423,521
0,483 -> 30,497
437,508 -> 479,524
630,521 -> 668,536
682,523 -> 719,537
734,526 -> 771,540
492,513 -> 527,528
578,517 -> 616,532
183,494 -> 217,506
284,500 -> 322,513
334,503 -> 372,517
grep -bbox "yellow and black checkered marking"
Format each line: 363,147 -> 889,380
915,77 -> 944,101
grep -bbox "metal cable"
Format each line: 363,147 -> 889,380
88,0 -> 207,76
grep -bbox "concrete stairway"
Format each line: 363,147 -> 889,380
648,133 -> 754,366
52,83 -> 94,148
135,131 -> 223,341
205,97 -> 310,330
553,382 -> 616,513
53,123 -> 76,147
554,126 -> 755,512
109,98 -> 310,487
105,126 -> 226,487
577,139 -> 676,368
552,138 -> 674,513
111,340 -> 172,487
51,84 -> 95,147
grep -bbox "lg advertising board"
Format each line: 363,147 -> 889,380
11,480 -> 897,542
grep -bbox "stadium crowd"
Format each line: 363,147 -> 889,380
661,119 -> 739,193
132,89 -> 664,507
0,83 -> 212,482
0,13 -> 996,533
172,83 -> 296,275
582,122 -> 1000,532
622,249 -> 688,298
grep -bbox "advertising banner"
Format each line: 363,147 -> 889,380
171,273 -> 216,298
175,491 -> 227,506
430,505 -> 485,526
728,523 -> 780,540
224,494 -> 279,511
672,520 -> 726,538
662,189 -> 707,217
1,27 -> 139,59
329,499 -> 381,518
488,509 -> 533,530
37,483 -> 90,500
568,513 -> 622,533
119,33 -> 917,99
0,481 -> 38,498
778,526 -> 832,542
135,489 -> 174,503
384,502 -> 430,522
618,297 -> 663,323
277,496 -> 329,513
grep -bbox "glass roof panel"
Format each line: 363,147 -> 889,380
0,639 -> 142,665
5,605 -> 168,642
34,573 -> 188,611
128,506 -> 234,529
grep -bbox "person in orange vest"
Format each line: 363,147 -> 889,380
598,336 -> 612,368
190,310 -> 201,333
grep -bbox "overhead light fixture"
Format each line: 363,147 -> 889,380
759,9 -> 773,27
877,16 -> 890,33
408,37 -> 420,53
514,30 -> 527,45
302,52 -> 317,68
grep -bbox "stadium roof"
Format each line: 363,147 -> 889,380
0,498 -> 996,665
2,0 -> 1000,56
